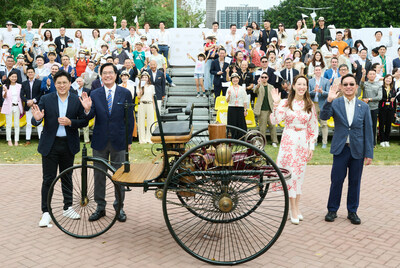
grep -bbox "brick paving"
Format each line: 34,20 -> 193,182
0,164 -> 399,267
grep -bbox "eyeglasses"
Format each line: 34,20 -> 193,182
261,76 -> 268,79
102,71 -> 115,76
279,25 -> 283,27
343,83 -> 355,87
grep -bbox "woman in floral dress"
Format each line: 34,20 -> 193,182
270,75 -> 319,224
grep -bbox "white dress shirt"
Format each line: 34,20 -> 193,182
344,96 -> 356,143
104,83 -> 117,106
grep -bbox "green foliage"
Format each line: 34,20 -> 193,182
263,0 -> 400,28
0,0 -> 205,29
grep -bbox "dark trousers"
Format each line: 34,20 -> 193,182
227,106 -> 247,139
214,86 -> 227,101
370,109 -> 379,146
41,137 -> 74,213
378,107 -> 394,142
327,144 -> 364,213
158,45 -> 169,65
93,142 -> 125,211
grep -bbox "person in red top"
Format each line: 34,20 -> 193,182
75,49 -> 89,77
250,41 -> 266,67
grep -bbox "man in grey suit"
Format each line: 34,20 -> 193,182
309,65 -> 330,148
320,74 -> 373,225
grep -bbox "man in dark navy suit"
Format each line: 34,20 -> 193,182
210,47 -> 229,101
60,55 -> 77,83
148,59 -> 165,111
80,63 -> 134,223
117,58 -> 138,84
320,74 -> 374,225
20,66 -> 43,144
31,70 -> 88,227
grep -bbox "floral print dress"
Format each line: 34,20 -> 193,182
270,99 -> 319,198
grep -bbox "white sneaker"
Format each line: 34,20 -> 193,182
170,83 -> 176,87
385,142 -> 390,147
380,142 -> 386,147
39,212 -> 51,227
272,143 -> 278,148
63,206 -> 81,219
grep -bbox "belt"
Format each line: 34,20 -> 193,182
345,143 -> 350,146
12,103 -> 18,106
141,101 -> 153,104
55,136 -> 68,141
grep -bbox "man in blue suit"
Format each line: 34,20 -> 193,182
210,47 -> 229,101
309,65 -> 330,148
31,70 -> 88,227
80,63 -> 134,223
60,55 -> 77,83
323,57 -> 340,85
320,74 -> 373,225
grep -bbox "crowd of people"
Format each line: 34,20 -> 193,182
0,16 -> 399,227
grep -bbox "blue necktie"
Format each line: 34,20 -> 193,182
107,89 -> 112,115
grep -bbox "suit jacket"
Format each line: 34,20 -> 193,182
43,52 -> 61,64
20,79 -> 43,111
60,65 -> 77,83
117,67 -> 138,84
70,87 -> 91,97
323,68 -> 341,85
210,58 -> 229,88
83,71 -> 99,89
32,92 -> 88,156
280,68 -> 300,83
320,97 -> 373,159
149,70 -> 166,100
253,83 -> 274,115
54,35 -> 71,56
91,78 -> 102,90
309,77 -> 330,109
41,74 -> 56,94
254,67 -> 279,88
87,85 -> 134,151
1,83 -> 24,115
393,58 -> 400,69
354,59 -> 372,85
0,68 -> 23,84
258,29 -> 278,52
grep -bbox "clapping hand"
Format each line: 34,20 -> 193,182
271,88 -> 281,104
327,84 -> 339,102
79,92 -> 92,113
31,104 -> 45,121
58,117 -> 71,126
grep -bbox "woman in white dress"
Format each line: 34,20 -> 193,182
270,75 -> 318,225
87,29 -> 105,60
293,19 -> 307,45
136,71 -> 155,144
292,50 -> 305,75
307,51 -> 326,78
74,30 -> 86,51
321,37 -> 333,68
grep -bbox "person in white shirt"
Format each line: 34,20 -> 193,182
125,26 -> 140,52
226,72 -> 248,139
0,44 -> 11,67
136,71 -> 155,144
34,55 -> 50,80
224,24 -> 241,57
369,30 -> 393,59
371,45 -> 393,77
1,21 -> 17,48
187,52 -> 207,98
202,21 -> 222,46
137,22 -> 154,46
156,22 -> 170,65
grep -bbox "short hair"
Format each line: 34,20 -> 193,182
379,45 -> 387,50
144,22 -> 150,26
264,19 -> 271,23
106,56 -> 114,61
340,74 -> 356,85
61,55 -> 70,60
360,48 -> 368,53
246,26 -> 253,30
26,66 -> 35,72
260,56 -> 268,61
372,48 -> 379,54
314,65 -> 322,69
393,68 -> 399,74
218,47 -> 226,53
129,26 -> 136,31
370,63 -> 379,71
285,58 -> 293,62
375,31 -> 383,36
53,70 -> 71,83
100,62 -> 118,76
212,21 -> 219,26
398,47 -> 400,52
48,52 -> 56,56
367,69 -> 376,76
336,31 -> 343,35
261,72 -> 269,77
339,64 -> 349,70
36,55 -> 45,60
229,24 -> 237,28
7,55 -> 14,61
331,57 -> 338,62
159,21 -> 165,26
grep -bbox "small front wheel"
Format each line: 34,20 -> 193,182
47,165 -> 121,238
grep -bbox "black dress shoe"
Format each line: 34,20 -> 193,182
117,209 -> 127,222
325,211 -> 337,222
89,210 -> 106,222
347,212 -> 361,224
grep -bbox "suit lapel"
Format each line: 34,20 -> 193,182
99,87 -> 110,117
338,97 -> 349,126
66,93 -> 74,118
53,92 -> 60,118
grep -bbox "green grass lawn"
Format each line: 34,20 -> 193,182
0,140 -> 399,165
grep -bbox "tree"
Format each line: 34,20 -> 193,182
0,0 -> 204,29
263,0 -> 400,29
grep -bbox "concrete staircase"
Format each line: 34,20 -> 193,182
165,66 -> 212,131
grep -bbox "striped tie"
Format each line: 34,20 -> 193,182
107,89 -> 112,115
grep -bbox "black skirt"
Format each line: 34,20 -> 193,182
227,106 -> 247,139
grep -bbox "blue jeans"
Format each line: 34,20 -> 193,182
158,45 -> 169,64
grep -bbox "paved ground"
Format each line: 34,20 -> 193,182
0,164 -> 399,268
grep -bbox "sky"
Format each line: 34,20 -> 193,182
196,0 -> 281,11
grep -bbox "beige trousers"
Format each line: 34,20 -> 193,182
314,102 -> 328,145
258,110 -> 278,144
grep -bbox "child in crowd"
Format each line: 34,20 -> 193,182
187,52 -> 208,98
133,41 -> 146,72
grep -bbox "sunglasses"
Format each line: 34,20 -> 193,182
343,83 -> 355,87
261,76 -> 268,79
261,61 -> 268,63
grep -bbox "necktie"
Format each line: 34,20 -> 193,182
107,89 -> 112,115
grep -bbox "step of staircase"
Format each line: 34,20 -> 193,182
167,96 -> 210,107
169,67 -> 195,77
